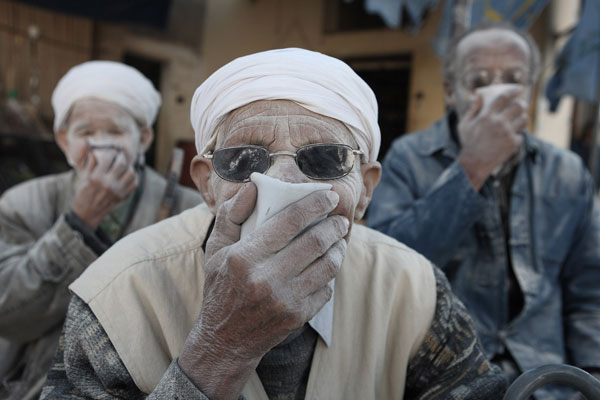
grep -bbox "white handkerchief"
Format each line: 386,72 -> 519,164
241,173 -> 336,345
240,173 -> 332,239
476,83 -> 524,117
473,83 -> 527,177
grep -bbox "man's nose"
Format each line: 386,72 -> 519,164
490,70 -> 507,85
88,130 -> 115,145
267,155 -> 308,183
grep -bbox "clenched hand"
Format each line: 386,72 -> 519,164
458,87 -> 528,190
71,148 -> 138,229
179,182 -> 349,400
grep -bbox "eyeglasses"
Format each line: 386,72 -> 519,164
462,68 -> 529,90
203,143 -> 363,182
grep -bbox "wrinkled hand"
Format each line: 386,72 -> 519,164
71,149 -> 138,229
458,87 -> 528,190
179,183 -> 348,400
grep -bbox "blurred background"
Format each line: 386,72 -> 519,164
0,0 -> 598,193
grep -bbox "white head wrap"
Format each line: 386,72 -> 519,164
51,60 -> 161,132
190,48 -> 380,162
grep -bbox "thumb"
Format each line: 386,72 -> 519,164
207,182 -> 257,254
465,94 -> 483,121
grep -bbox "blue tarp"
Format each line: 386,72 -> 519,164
546,0 -> 600,111
470,0 -> 549,29
432,0 -> 549,56
364,0 -> 440,29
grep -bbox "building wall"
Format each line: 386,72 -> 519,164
89,0 -> 452,172
94,23 -> 204,171
201,0 -> 447,137
0,0 -> 93,128
1,0 -> 559,174
532,0 -> 579,148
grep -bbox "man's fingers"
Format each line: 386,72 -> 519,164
247,190 -> 340,255
227,183 -> 258,226
82,149 -> 97,175
117,167 -> 136,188
510,114 -> 528,134
115,172 -> 138,198
107,152 -> 129,179
292,238 -> 346,298
273,215 -> 348,277
502,99 -> 526,120
92,149 -> 118,175
207,183 -> 257,254
490,87 -> 523,113
299,283 -> 334,324
465,95 -> 483,121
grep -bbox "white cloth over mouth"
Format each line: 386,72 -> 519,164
241,173 -> 335,346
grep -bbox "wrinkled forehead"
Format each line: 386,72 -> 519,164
215,100 -> 356,148
65,98 -> 140,130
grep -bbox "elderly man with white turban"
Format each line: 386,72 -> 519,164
41,49 -> 506,399
0,61 -> 202,400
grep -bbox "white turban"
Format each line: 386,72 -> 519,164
51,60 -> 161,132
190,48 -> 381,162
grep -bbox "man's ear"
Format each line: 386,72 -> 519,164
139,126 -> 154,153
190,154 -> 216,212
56,129 -> 69,155
443,79 -> 455,109
354,160 -> 382,221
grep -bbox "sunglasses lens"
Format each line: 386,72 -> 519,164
297,145 -> 355,180
212,146 -> 270,182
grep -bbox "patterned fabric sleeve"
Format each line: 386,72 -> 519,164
40,295 -> 210,400
404,267 -> 508,399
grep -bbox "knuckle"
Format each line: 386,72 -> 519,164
225,249 -> 247,271
308,231 -> 329,253
285,207 -> 308,233
307,191 -> 335,214
333,216 -> 348,236
215,201 -> 231,223
249,277 -> 274,302
320,257 -> 338,280
321,285 -> 333,303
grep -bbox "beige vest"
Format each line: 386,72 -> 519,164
70,205 -> 436,399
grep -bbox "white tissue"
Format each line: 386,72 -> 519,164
240,173 -> 332,239
475,83 -> 524,117
473,83 -> 527,176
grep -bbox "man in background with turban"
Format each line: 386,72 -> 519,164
0,61 -> 202,400
42,49 -> 506,399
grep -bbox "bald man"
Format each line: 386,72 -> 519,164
0,61 -> 202,400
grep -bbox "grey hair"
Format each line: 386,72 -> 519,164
442,21 -> 541,85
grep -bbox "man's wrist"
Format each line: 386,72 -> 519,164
178,342 -> 259,400
457,153 -> 490,191
65,210 -> 110,255
71,206 -> 102,230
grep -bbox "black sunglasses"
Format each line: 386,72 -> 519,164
203,143 -> 363,182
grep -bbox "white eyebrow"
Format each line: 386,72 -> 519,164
69,121 -> 91,132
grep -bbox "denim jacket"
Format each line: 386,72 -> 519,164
367,116 -> 600,398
